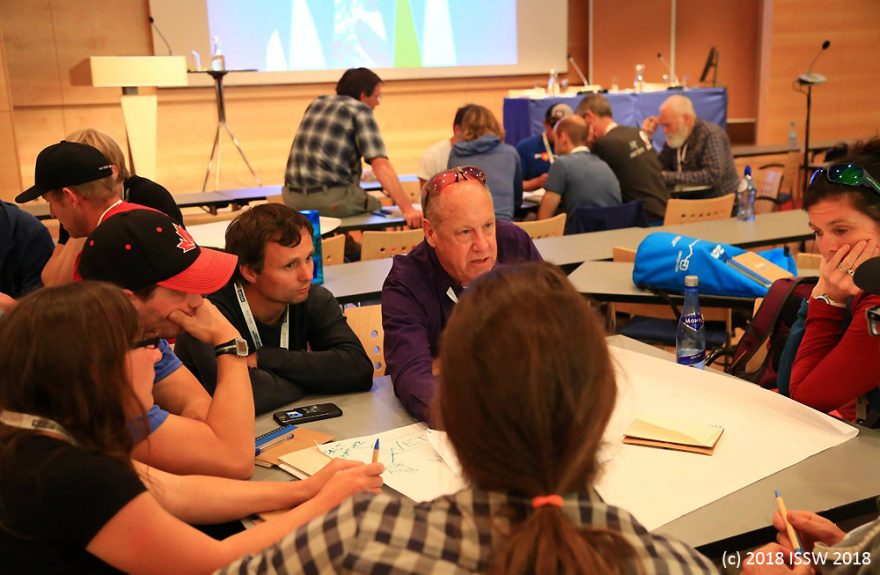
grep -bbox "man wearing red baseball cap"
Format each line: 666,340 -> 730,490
80,210 -> 255,479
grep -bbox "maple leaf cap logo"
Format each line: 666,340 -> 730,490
174,223 -> 197,253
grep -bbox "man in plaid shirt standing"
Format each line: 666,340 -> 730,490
643,94 -> 740,198
282,68 -> 422,227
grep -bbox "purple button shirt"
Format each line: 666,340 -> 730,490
381,220 -> 542,422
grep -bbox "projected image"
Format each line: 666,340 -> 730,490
206,0 -> 517,71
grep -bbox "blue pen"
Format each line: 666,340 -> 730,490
372,438 -> 380,463
254,424 -> 297,456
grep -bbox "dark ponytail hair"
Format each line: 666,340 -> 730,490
437,262 -> 636,575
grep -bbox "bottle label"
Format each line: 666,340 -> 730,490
681,313 -> 704,331
677,351 -> 706,367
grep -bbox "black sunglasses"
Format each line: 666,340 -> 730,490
810,163 -> 880,195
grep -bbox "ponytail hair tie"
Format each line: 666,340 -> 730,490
531,494 -> 564,509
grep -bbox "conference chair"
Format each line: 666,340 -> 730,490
513,213 -> 566,239
361,228 -> 425,261
663,193 -> 735,225
565,201 -> 647,235
795,251 -> 822,271
321,234 -> 346,266
343,304 -> 385,377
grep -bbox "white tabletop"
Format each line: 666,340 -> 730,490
187,216 -> 341,249
249,336 -> 880,555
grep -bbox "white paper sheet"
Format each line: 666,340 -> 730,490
315,423 -> 466,502
596,347 -> 858,530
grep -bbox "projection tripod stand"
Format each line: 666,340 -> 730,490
195,69 -> 262,192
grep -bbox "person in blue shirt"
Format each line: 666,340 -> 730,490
515,103 -> 573,191
537,115 -> 621,222
0,200 -> 53,310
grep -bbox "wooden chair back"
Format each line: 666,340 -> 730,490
513,213 -> 567,239
663,193 -> 735,225
343,304 -> 385,377
361,228 -> 424,261
321,234 -> 346,267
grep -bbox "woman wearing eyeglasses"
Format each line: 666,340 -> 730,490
0,282 -> 383,573
222,263 -> 715,574
789,138 -> 880,423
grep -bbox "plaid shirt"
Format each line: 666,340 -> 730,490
285,95 -> 388,188
220,488 -> 718,574
658,118 -> 740,198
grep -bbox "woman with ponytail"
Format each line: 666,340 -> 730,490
223,262 -> 715,574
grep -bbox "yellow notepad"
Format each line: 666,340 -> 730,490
729,252 -> 793,287
623,417 -> 724,455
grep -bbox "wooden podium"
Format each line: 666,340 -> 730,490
71,56 -> 187,181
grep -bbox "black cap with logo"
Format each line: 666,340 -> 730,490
15,141 -> 114,203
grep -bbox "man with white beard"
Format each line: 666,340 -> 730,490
642,94 -> 739,198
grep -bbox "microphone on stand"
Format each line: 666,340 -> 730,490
148,15 -> 173,56
656,52 -> 682,89
798,40 -> 830,85
568,54 -> 605,94
568,54 -> 590,86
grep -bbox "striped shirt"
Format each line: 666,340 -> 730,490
220,488 -> 718,574
285,95 -> 387,188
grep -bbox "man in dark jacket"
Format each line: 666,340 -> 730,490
174,204 -> 373,414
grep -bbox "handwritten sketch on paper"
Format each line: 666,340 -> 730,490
317,423 -> 466,502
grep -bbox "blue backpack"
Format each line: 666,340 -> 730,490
632,232 -> 798,298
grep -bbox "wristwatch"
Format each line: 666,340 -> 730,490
812,294 -> 846,308
214,337 -> 249,358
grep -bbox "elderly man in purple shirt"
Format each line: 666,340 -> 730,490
381,166 -> 542,421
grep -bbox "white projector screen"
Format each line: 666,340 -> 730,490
148,0 -> 568,86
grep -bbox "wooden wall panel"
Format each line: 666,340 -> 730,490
13,108 -> 66,190
592,0 -> 673,90
0,0 -> 63,106
0,17 -> 21,200
756,0 -> 880,145
676,0 -> 759,120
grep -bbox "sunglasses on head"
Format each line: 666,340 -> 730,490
810,163 -> 880,195
132,337 -> 160,350
422,166 -> 487,214
867,305 -> 880,337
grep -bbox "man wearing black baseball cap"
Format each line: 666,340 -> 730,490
16,140 -> 174,287
80,209 -> 256,479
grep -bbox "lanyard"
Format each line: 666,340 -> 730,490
542,132 -> 556,164
0,410 -> 77,445
97,199 -> 124,225
676,143 -> 689,173
234,282 -> 288,350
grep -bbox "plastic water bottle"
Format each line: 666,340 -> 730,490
788,121 -> 798,149
547,68 -> 559,96
211,36 -> 226,71
676,275 -> 706,369
738,165 -> 756,222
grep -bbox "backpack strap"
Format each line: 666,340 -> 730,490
731,276 -> 818,371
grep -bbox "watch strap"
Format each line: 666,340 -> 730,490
214,338 -> 248,357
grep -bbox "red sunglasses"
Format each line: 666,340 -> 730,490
422,166 -> 487,214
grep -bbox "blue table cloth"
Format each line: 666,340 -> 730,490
503,87 -> 728,150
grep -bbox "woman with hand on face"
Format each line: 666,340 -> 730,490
0,282 -> 383,574
789,139 -> 880,422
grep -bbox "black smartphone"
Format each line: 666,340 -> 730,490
273,403 -> 343,426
